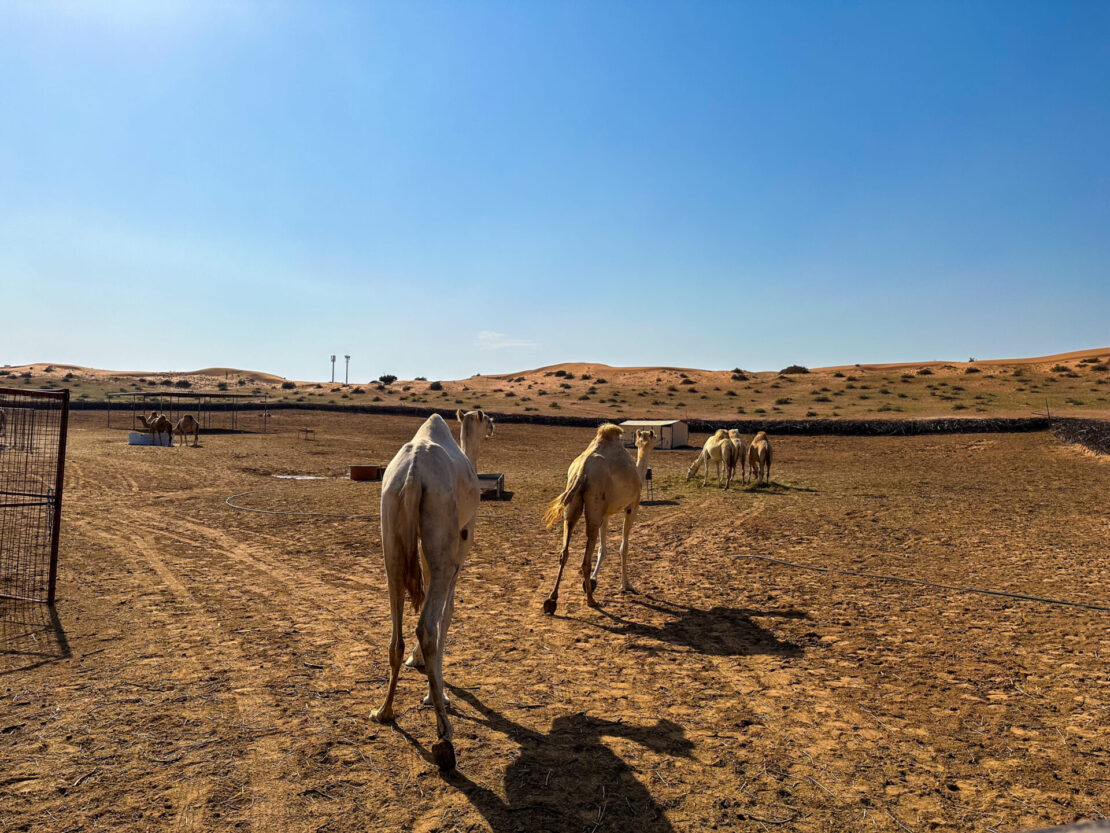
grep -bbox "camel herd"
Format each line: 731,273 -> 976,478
685,428 -> 772,489
138,411 -> 201,447
371,413 -> 774,770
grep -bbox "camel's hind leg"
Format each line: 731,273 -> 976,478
370,568 -> 406,723
618,504 -> 638,593
543,497 -> 583,615
589,515 -> 610,591
416,557 -> 460,769
580,519 -> 601,607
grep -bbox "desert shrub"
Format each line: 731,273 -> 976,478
415,376 -> 427,381
813,395 -> 831,402
833,371 -> 845,378
429,381 -> 444,390
159,378 -> 173,386
63,372 -> 76,381
725,390 -> 737,397
352,387 -> 366,394
549,402 -> 560,409
1091,363 -> 1109,372
687,387 -> 698,393
805,410 -> 818,417
780,364 -> 809,374
281,381 -> 296,390
667,385 -> 678,392
578,394 -> 590,401
952,403 -> 968,410
553,369 -> 567,377
175,380 -> 193,389
680,378 -> 695,385
595,378 -> 608,384
731,373 -> 748,382
237,379 -> 247,386
580,374 -> 592,380
775,397 -> 791,405
964,366 -> 981,374
754,408 -> 766,414
217,381 -> 229,390
378,374 -> 398,385
917,368 -> 933,376
1051,364 -> 1069,373
559,382 -> 572,389
1079,357 -> 1100,364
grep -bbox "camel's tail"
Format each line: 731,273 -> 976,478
397,468 -> 426,613
544,470 -> 587,529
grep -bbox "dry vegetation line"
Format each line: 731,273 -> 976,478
734,554 -> 1110,612
224,489 -> 377,519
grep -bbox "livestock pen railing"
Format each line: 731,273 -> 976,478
0,388 -> 69,604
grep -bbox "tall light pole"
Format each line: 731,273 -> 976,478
330,355 -> 336,384
344,355 -> 351,385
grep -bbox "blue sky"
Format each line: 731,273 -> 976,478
2,1 -> 1107,381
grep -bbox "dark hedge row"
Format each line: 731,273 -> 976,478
75,399 -> 1063,437
1053,418 -> 1110,456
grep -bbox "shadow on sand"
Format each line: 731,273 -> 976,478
395,687 -> 694,832
578,595 -> 805,657
0,600 -> 70,675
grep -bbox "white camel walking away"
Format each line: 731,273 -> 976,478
369,409 -> 492,771
542,423 -> 648,613
747,431 -> 773,484
728,429 -> 747,484
686,429 -> 738,488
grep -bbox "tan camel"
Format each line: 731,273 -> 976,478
728,429 -> 747,484
747,431 -> 773,484
542,424 -> 644,614
455,408 -> 494,468
633,429 -> 656,484
686,429 -> 738,488
370,410 -> 492,771
173,414 -> 201,447
137,412 -> 173,446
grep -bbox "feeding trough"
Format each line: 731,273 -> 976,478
349,464 -> 385,482
129,431 -> 172,447
478,472 -> 507,501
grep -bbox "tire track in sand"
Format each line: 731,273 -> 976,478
83,522 -> 301,832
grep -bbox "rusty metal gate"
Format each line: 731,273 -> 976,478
0,388 -> 69,604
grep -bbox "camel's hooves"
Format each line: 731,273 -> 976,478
585,595 -> 599,608
432,739 -> 457,771
621,585 -> 638,595
589,578 -> 597,593
370,707 -> 394,724
542,598 -> 557,616
422,692 -> 451,707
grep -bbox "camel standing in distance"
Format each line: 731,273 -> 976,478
173,414 -> 201,447
728,429 -> 747,484
137,412 -> 173,446
686,429 -> 738,489
633,429 -> 656,484
542,423 -> 644,614
747,431 -> 773,484
370,410 -> 492,771
456,408 -> 494,468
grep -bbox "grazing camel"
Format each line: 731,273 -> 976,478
542,423 -> 645,614
727,429 -> 747,484
686,429 -> 738,489
370,410 -> 492,771
137,412 -> 173,446
747,431 -> 773,484
173,414 -> 201,447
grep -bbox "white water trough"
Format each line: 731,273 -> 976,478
129,432 -> 173,447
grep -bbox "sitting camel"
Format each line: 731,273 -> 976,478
370,409 -> 493,771
137,412 -> 173,446
728,429 -> 747,484
173,414 -> 201,447
747,431 -> 773,484
686,429 -> 738,489
542,423 -> 647,613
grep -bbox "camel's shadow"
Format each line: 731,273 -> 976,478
580,595 -> 805,657
0,600 -> 70,675
399,687 -> 693,832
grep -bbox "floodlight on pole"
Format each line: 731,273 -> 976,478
344,355 -> 351,385
330,355 -> 336,384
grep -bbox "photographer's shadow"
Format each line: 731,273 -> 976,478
430,686 -> 693,832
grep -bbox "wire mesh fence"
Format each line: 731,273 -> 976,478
0,387 -> 69,604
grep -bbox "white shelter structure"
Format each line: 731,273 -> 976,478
619,419 -> 689,450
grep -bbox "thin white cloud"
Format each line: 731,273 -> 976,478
476,330 -> 539,351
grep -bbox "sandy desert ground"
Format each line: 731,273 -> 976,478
3,410 -> 1109,832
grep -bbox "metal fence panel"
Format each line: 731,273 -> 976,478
0,387 -> 69,604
